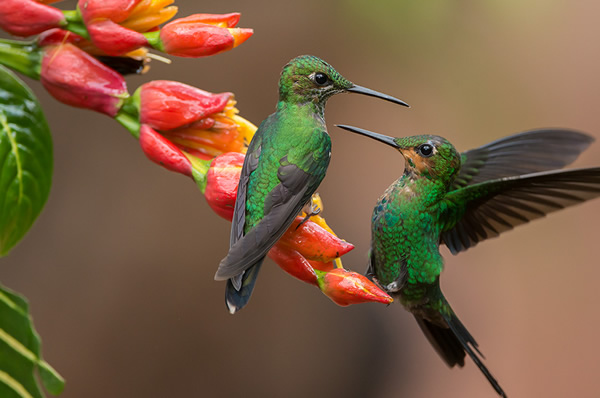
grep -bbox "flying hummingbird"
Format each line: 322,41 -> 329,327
337,124 -> 599,397
214,55 -> 409,313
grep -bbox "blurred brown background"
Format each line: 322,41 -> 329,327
2,1 -> 600,397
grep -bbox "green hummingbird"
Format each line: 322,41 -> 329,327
337,124 -> 599,397
214,55 -> 409,313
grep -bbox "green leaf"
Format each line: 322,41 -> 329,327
0,283 -> 65,397
0,65 -> 53,255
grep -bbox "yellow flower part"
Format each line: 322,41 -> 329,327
222,98 -> 257,148
121,0 -> 178,32
161,98 -> 258,160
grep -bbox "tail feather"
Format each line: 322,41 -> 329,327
416,313 -> 507,398
225,261 -> 263,314
415,316 -> 465,367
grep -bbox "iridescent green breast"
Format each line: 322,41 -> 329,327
371,175 -> 446,290
244,105 -> 330,230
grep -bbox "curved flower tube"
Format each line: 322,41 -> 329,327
0,0 -> 66,37
41,43 -> 128,116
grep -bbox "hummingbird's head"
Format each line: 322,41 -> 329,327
393,135 -> 461,183
279,55 -> 353,105
336,125 -> 461,185
279,55 -> 409,109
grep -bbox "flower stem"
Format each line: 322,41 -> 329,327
62,10 -> 81,24
114,110 -> 141,139
65,22 -> 90,39
143,31 -> 163,51
0,39 -> 42,79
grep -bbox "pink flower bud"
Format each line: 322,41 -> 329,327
41,43 -> 128,116
316,268 -> 393,306
0,0 -> 66,37
139,124 -> 193,177
158,13 -> 253,57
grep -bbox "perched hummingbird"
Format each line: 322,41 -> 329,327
214,55 -> 409,313
337,124 -> 599,397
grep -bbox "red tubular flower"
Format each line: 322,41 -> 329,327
316,268 -> 393,306
78,0 -> 177,55
138,81 -> 255,160
139,124 -> 193,177
204,151 -> 244,219
84,20 -> 150,56
41,43 -> 128,116
279,217 -> 355,263
0,0 -> 66,37
140,80 -> 232,130
267,245 -> 318,286
157,13 -> 253,57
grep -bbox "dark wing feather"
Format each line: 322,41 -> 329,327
230,133 -> 262,246
452,129 -> 594,190
216,152 -> 329,281
441,167 -> 600,254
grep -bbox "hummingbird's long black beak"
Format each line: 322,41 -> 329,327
336,125 -> 400,148
346,85 -> 409,107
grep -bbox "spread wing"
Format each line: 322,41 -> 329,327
440,167 -> 600,254
215,130 -> 331,282
452,129 -> 593,191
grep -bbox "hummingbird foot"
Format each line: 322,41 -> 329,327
296,206 -> 322,229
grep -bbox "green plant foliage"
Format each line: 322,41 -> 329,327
0,283 -> 64,397
0,65 -> 52,256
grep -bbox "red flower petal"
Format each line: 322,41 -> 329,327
268,245 -> 318,286
204,152 -> 244,220
317,268 -> 393,306
278,217 -> 355,262
180,13 -> 241,28
0,0 -> 65,37
78,0 -> 142,23
140,80 -> 232,130
37,28 -> 86,47
139,124 -> 193,176
159,15 -> 253,57
86,19 -> 149,56
41,43 -> 127,116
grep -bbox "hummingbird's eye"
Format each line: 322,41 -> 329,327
417,144 -> 434,157
314,72 -> 329,85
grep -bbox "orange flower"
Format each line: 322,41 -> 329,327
316,268 -> 393,306
157,13 -> 253,57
